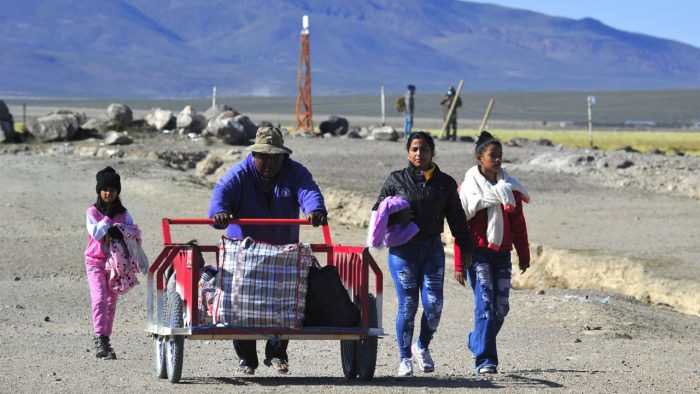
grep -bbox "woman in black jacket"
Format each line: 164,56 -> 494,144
372,131 -> 473,377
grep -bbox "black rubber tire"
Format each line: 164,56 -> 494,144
341,294 -> 379,380
340,339 -> 358,379
154,335 -> 167,379
166,291 -> 185,383
357,294 -> 378,381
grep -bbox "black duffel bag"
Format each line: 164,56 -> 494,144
304,265 -> 361,327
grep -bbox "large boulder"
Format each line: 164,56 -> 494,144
145,108 -> 175,131
103,131 -> 133,145
370,125 -> 399,141
50,110 -> 87,126
345,126 -> 369,139
319,115 -> 349,136
27,113 -> 81,142
203,112 -> 245,145
203,104 -> 237,121
81,117 -> 108,133
106,103 -> 133,130
233,114 -> 258,141
177,106 -> 205,134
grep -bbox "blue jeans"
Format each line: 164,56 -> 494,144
467,249 -> 512,370
388,236 -> 445,360
403,115 -> 413,137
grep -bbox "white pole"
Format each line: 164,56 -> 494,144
380,85 -> 386,125
587,96 -> 593,148
212,86 -> 217,108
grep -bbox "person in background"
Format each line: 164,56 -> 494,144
404,84 -> 416,137
440,85 -> 462,141
457,130 -> 531,375
208,126 -> 327,376
371,131 -> 473,377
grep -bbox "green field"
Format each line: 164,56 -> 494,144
449,129 -> 700,155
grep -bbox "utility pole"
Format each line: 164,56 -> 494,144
295,15 -> 314,134
587,95 -> 596,148
440,79 -> 464,139
212,86 -> 217,108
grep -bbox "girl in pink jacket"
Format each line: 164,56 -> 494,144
85,166 -> 133,359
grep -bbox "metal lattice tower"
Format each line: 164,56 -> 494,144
295,15 -> 314,133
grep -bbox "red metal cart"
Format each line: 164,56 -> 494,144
146,218 -> 384,383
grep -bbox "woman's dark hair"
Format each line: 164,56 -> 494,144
475,130 -> 501,156
406,131 -> 435,154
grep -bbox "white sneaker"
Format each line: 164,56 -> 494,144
478,365 -> 498,375
397,358 -> 413,377
411,343 -> 434,372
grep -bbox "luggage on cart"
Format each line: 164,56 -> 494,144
305,265 -> 361,327
213,236 -> 313,329
146,218 -> 384,384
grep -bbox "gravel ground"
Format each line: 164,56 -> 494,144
0,133 -> 699,393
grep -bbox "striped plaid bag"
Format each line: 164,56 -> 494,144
213,237 -> 312,329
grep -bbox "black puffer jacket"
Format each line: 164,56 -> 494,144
372,163 -> 473,253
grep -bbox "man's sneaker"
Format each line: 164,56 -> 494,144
239,366 -> 255,375
411,343 -> 434,373
397,358 -> 413,377
237,359 -> 255,375
263,358 -> 289,374
477,365 -> 498,375
95,335 -> 115,359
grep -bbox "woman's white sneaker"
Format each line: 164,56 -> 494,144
411,343 -> 434,372
478,365 -> 498,375
397,358 -> 413,377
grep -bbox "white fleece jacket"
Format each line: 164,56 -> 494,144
459,165 -> 530,251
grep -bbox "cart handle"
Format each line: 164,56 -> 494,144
161,218 -> 332,246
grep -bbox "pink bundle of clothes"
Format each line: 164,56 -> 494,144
366,196 -> 420,248
107,223 -> 149,295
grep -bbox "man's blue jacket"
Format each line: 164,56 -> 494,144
208,153 -> 327,244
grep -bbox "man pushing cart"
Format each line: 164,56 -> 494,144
145,127 -> 383,383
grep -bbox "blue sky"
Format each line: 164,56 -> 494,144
480,1 -> 700,48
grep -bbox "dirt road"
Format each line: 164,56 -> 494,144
0,135 -> 698,392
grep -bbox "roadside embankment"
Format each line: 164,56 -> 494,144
322,188 -> 700,317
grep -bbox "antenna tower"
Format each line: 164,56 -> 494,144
295,15 -> 313,133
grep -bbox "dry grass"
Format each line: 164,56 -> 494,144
442,129 -> 700,155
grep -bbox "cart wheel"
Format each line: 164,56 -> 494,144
166,291 -> 185,383
357,294 -> 378,381
340,340 -> 358,379
154,335 -> 167,379
340,294 -> 378,380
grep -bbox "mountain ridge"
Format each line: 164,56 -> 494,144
1,0 -> 698,98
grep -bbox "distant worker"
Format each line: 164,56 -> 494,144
440,86 -> 462,141
404,84 -> 416,137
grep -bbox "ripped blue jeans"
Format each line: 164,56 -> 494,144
388,236 -> 445,360
467,249 -> 512,369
